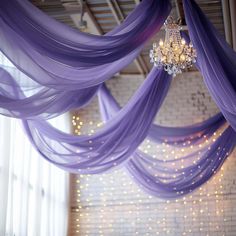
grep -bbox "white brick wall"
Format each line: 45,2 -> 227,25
69,71 -> 236,236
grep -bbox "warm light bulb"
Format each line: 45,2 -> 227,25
180,54 -> 186,61
181,39 -> 186,45
159,39 -> 164,47
161,56 -> 167,62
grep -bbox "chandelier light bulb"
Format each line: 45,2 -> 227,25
159,39 -> 164,47
150,16 -> 197,76
180,54 -> 186,61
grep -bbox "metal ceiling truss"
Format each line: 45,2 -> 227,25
31,0 -> 232,74
106,0 -> 148,76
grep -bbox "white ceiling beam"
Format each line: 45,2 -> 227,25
175,0 -> 186,24
229,0 -> 236,50
45,8 -> 81,17
106,0 -> 149,76
222,0 -> 233,46
83,3 -> 103,35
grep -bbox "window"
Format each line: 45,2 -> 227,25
0,53 -> 69,236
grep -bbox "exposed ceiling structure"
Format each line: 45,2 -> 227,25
31,0 -> 232,76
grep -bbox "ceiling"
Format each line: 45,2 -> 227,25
31,0 -> 228,76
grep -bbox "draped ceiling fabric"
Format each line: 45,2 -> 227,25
0,0 -> 236,198
183,0 -> 236,132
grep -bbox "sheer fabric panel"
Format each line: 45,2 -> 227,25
0,53 -> 69,236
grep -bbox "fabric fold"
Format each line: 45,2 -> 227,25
23,69 -> 172,174
0,0 -> 171,89
183,0 -> 236,131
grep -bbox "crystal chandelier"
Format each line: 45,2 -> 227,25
150,17 -> 197,76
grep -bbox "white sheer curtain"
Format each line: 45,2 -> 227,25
0,53 -> 69,236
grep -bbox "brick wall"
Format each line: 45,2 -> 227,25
69,71 -> 236,236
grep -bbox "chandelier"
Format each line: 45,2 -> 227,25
150,17 -> 197,76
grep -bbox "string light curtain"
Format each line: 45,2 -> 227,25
71,82 -> 231,236
0,0 -> 235,198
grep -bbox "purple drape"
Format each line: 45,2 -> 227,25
0,67 -> 97,119
98,83 -> 236,198
23,69 -> 172,174
128,126 -> 236,199
0,0 -> 171,118
99,84 -> 226,147
183,0 -> 236,132
0,0 -> 171,89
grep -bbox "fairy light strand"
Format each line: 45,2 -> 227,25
71,115 -> 231,235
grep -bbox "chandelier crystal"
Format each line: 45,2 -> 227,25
150,17 -> 197,76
